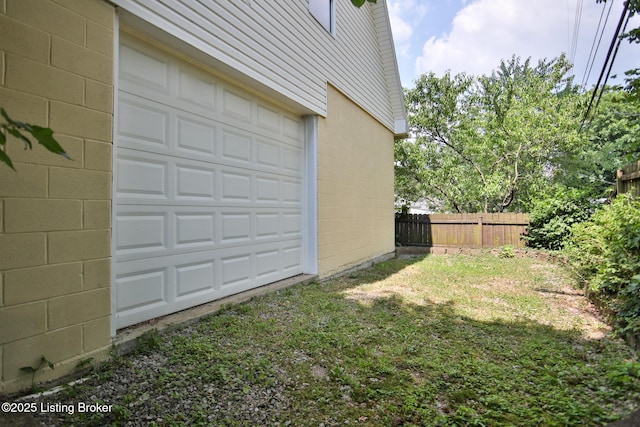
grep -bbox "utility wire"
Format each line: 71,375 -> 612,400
592,8 -> 631,115
581,0 -> 630,129
570,0 -> 584,65
580,0 -> 615,89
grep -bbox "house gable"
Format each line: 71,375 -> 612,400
112,0 -> 406,135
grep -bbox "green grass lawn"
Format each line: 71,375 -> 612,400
29,254 -> 640,426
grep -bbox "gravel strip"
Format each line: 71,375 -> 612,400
19,323 -> 300,427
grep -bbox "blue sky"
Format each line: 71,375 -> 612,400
387,0 -> 640,90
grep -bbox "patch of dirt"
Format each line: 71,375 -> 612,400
534,275 -> 611,340
311,365 -> 328,380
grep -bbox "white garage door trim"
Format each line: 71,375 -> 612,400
112,30 -> 316,332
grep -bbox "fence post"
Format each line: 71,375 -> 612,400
478,216 -> 483,248
617,169 -> 624,195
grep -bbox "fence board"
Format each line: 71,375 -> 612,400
395,213 -> 529,248
617,160 -> 640,197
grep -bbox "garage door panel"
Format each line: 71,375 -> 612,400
175,260 -> 216,299
176,116 -> 217,156
257,104 -> 281,134
221,129 -> 252,164
116,267 -> 169,317
220,170 -> 252,202
283,115 -> 305,148
120,38 -> 303,150
283,146 -> 303,174
119,97 -> 169,147
256,176 -> 279,202
221,254 -> 251,288
116,35 -> 306,329
118,103 -> 302,183
115,213 -> 168,256
283,213 -> 303,237
115,205 -> 303,261
283,179 -> 303,204
283,245 -> 303,273
177,66 -> 218,111
256,213 -> 280,239
175,213 -> 215,248
222,87 -> 253,122
117,150 -> 304,207
115,239 -> 304,327
256,140 -> 280,169
116,154 -> 168,200
119,43 -> 169,94
220,213 -> 251,243
175,164 -> 216,200
256,249 -> 281,280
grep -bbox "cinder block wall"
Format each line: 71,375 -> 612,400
0,0 -> 115,394
317,85 -> 395,277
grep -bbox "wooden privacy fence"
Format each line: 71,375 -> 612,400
617,160 -> 640,197
395,213 -> 529,248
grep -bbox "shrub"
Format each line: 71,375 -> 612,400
565,194 -> 640,335
524,186 -> 596,250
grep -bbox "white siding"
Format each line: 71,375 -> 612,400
112,0 -> 403,133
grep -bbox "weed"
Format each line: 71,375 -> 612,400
75,357 -> 94,371
136,329 -> 163,354
20,355 -> 53,392
498,244 -> 515,258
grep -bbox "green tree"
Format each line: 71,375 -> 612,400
560,88 -> 640,195
351,0 -> 376,6
396,55 -> 582,213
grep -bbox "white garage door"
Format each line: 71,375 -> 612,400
114,35 -> 305,329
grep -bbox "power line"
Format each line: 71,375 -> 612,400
592,8 -> 631,115
580,0 -> 615,89
570,0 -> 584,65
581,0 -> 630,129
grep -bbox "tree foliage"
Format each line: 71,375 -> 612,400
560,88 -> 640,194
350,0 -> 376,7
523,185 -> 597,250
396,55 -> 582,213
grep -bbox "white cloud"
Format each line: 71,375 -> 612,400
387,0 -> 414,44
415,0 -> 596,78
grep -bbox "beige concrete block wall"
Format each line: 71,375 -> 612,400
317,85 -> 395,277
0,0 -> 114,394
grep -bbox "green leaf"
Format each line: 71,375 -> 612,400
0,108 -> 10,124
351,0 -> 366,7
5,127 -> 31,149
0,148 -> 16,171
31,125 -> 71,159
0,129 -> 5,145
0,107 -> 29,131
